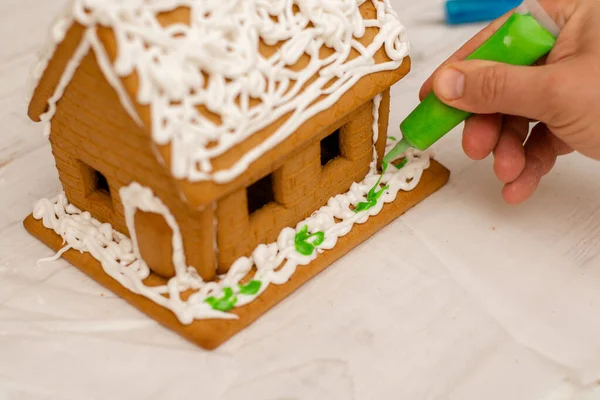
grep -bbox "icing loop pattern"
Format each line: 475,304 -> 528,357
33,146 -> 430,323
38,0 -> 409,183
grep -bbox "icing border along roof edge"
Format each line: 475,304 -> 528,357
30,0 -> 410,184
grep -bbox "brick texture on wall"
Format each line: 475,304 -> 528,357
215,93 -> 390,272
49,50 -> 217,281
47,45 -> 393,281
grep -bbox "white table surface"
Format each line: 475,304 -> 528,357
2,1 -> 600,399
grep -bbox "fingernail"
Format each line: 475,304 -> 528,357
436,68 -> 465,100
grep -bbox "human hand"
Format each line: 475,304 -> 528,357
420,0 -> 600,204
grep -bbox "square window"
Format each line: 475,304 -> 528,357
80,161 -> 113,209
247,173 -> 275,215
320,129 -> 341,167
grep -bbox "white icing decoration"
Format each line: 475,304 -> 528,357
38,31 -> 91,138
370,93 -> 382,173
87,30 -> 144,127
26,6 -> 75,104
31,0 -> 409,183
32,145 -> 429,322
32,23 -> 143,137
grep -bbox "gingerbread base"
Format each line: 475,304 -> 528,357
23,160 -> 450,350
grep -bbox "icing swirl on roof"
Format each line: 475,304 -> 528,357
45,0 -> 409,182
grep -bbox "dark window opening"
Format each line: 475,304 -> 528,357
247,173 -> 275,215
80,161 -> 113,209
93,169 -> 111,195
320,129 -> 342,167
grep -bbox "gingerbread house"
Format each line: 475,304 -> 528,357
24,0 -> 449,349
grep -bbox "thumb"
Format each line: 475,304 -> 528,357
432,60 -> 557,122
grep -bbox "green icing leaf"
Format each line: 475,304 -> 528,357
394,158 -> 408,170
382,156 -> 408,173
294,225 -> 325,256
310,231 -> 325,246
239,280 -> 262,295
295,240 -> 314,256
354,174 -> 389,213
353,200 -> 375,213
205,287 -> 237,312
388,136 -> 398,141
204,281 -> 263,312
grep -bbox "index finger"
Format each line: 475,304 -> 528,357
419,10 -> 514,100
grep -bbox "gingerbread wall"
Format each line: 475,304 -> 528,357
48,50 -> 217,281
46,40 -> 392,280
215,91 -> 390,272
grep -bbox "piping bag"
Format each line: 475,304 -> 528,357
383,0 -> 560,168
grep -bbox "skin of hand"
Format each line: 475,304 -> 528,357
420,0 -> 600,204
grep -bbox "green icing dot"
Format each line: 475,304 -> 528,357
205,287 -> 237,312
294,225 -> 325,256
354,174 -> 389,213
239,280 -> 262,295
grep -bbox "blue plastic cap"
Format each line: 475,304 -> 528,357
446,0 -> 522,25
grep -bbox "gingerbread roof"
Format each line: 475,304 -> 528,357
28,0 -> 410,208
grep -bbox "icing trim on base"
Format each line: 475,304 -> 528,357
32,144 -> 429,323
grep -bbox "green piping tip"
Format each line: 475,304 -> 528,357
394,10 -> 557,153
383,138 -> 411,168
